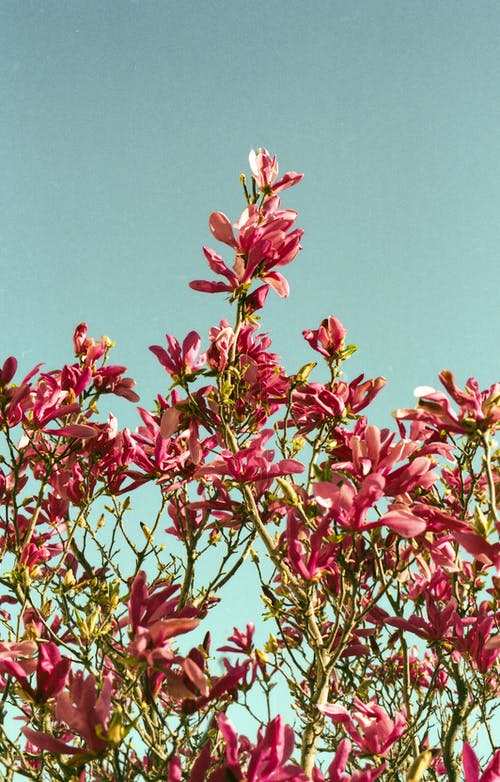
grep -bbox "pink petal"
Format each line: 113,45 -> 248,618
463,743 -> 480,782
45,424 -> 97,438
381,509 -> 426,537
209,211 -> 237,248
22,727 -> 84,756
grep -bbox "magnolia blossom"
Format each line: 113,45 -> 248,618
320,698 -> 406,757
248,147 -> 303,194
463,743 -> 500,782
150,331 -> 206,381
303,316 -> 347,359
394,373 -> 500,435
213,713 -> 308,781
190,161 -> 304,300
23,672 -> 122,761
314,739 -> 386,782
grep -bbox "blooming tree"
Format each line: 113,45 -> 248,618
0,149 -> 499,782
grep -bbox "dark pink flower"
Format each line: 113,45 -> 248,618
394,374 -> 500,435
291,383 -> 345,434
318,738 -> 386,782
195,430 -> 304,497
286,513 -> 338,581
463,743 -> 500,782
0,640 -> 37,688
191,196 -> 303,300
150,332 -> 206,381
207,320 -> 234,372
453,603 -> 500,673
249,148 -> 303,195
314,474 -> 426,537
217,624 -> 255,655
16,642 -> 71,704
0,356 -> 18,385
23,672 -> 122,760
320,697 -> 406,757
387,595 -> 459,644
212,713 -> 308,782
303,317 -> 347,359
127,571 -> 199,637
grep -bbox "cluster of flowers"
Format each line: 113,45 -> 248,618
0,149 -> 499,781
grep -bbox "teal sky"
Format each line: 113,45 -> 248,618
2,0 -> 498,426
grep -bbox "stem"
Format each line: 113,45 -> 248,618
442,661 -> 469,782
300,612 -> 334,777
481,431 -> 498,524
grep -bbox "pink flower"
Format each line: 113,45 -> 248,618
0,356 -> 18,385
217,623 -> 255,654
92,364 -> 140,402
0,640 -> 37,688
320,697 -> 406,757
286,512 -> 338,581
127,570 -> 199,639
328,424 -> 439,496
73,322 -> 107,363
207,320 -> 234,372
213,713 -> 308,781
453,603 -> 500,673
314,474 -> 426,537
316,738 -> 386,782
150,331 -> 206,381
303,317 -> 348,359
195,429 -> 304,497
249,148 -> 303,194
23,672 -> 122,760
177,655 -> 251,714
190,196 -> 303,299
16,642 -> 71,704
463,743 -> 500,782
394,373 -> 500,435
125,571 -> 200,697
387,595 -> 459,644
291,383 -> 345,434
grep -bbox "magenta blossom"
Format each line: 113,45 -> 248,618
213,713 -> 308,781
190,195 -> 303,299
0,640 -> 37,688
150,331 -> 206,381
463,743 -> 500,782
217,623 -> 255,655
23,672 -> 122,761
127,570 -> 199,647
195,429 -> 304,497
314,474 -> 427,538
314,739 -> 386,782
320,697 -> 406,757
394,373 -> 500,435
248,147 -> 303,194
303,316 -> 348,359
8,642 -> 71,704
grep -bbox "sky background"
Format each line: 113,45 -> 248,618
1,0 -> 499,746
2,0 -> 498,426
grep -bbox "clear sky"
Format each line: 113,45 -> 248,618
1,0 -> 499,749
2,0 -> 498,426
